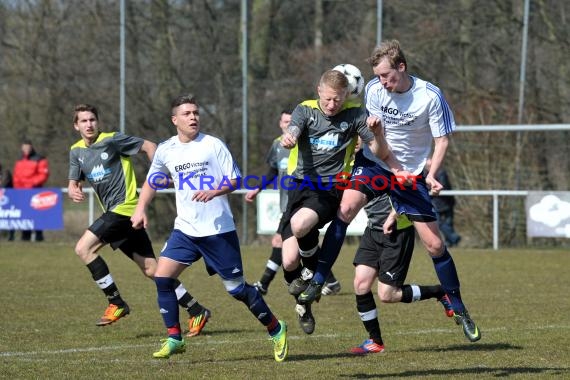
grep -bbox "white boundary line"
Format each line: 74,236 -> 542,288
2,325 -> 568,358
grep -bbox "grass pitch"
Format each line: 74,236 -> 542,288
0,241 -> 568,379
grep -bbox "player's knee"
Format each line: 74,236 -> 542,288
143,266 -> 155,279
281,250 -> 299,271
290,222 -> 311,238
353,277 -> 370,294
271,234 -> 283,247
424,238 -> 444,257
74,242 -> 85,258
143,259 -> 157,279
290,213 -> 316,238
74,242 -> 93,261
281,259 -> 297,271
337,203 -> 358,223
378,286 -> 399,303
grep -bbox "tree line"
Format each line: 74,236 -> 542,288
1,0 -> 568,246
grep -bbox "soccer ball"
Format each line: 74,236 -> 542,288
333,63 -> 365,97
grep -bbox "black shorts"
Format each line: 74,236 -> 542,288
276,213 -> 287,235
88,211 -> 155,260
353,225 -> 415,287
280,182 -> 343,240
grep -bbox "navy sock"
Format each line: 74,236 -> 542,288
155,277 -> 181,335
313,218 -> 349,284
230,283 -> 274,326
432,248 -> 464,312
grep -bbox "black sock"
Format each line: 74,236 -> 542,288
260,247 -> 282,288
301,250 -> 319,274
172,279 -> 205,316
260,268 -> 277,288
356,292 -> 382,344
86,256 -> 124,305
401,284 -> 445,303
421,285 -> 445,300
269,247 -> 283,266
283,266 -> 302,285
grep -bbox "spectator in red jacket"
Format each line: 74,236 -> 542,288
12,140 -> 50,241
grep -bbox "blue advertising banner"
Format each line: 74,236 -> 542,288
0,188 -> 64,230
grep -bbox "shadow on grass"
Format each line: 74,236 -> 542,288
285,343 -> 522,362
341,366 -> 569,378
409,342 -> 523,352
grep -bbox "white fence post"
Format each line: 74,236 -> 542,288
63,187 -> 529,250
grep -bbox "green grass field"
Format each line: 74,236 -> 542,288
1,242 -> 569,379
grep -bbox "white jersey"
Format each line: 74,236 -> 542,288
365,75 -> 455,174
148,133 -> 241,237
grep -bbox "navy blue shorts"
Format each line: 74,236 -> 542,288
160,229 -> 244,280
350,151 -> 437,222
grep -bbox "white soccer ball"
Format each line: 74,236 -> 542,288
333,63 -> 365,97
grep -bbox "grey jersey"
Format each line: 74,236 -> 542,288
364,194 -> 392,232
266,136 -> 290,212
69,132 -> 144,216
365,193 -> 413,232
288,99 -> 374,182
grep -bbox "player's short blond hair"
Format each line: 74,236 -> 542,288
319,69 -> 349,91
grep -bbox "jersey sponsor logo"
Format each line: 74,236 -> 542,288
174,161 -> 209,172
278,157 -> 288,170
78,157 -> 84,164
309,132 -> 339,151
87,164 -> 112,182
381,106 -> 400,115
380,106 -> 416,121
